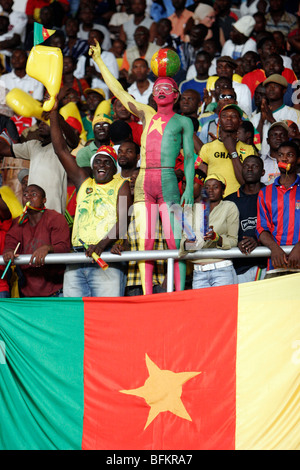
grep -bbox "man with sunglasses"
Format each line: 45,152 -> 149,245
89,40 -> 195,296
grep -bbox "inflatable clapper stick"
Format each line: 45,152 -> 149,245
5,88 -> 48,123
26,45 -> 63,112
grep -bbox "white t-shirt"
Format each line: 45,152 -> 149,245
127,80 -> 154,105
0,71 -> 44,100
251,105 -> 300,155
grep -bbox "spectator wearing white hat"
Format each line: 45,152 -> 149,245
221,15 -> 257,60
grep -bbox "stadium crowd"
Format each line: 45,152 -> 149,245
0,0 -> 300,297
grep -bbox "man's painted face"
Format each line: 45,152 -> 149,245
153,78 -> 179,106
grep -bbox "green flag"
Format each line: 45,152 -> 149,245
33,22 -> 56,46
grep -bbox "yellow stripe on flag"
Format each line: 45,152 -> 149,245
236,273 -> 300,450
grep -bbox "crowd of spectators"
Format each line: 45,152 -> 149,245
0,0 -> 299,297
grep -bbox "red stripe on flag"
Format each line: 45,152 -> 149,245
82,286 -> 238,450
157,49 -> 167,77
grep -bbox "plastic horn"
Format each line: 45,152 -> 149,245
26,45 -> 63,112
78,239 -> 109,270
1,242 -> 20,280
278,162 -> 291,171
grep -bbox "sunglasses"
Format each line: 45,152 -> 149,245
153,83 -> 178,96
219,94 -> 235,100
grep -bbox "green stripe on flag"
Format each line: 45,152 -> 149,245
33,22 -> 56,46
0,298 -> 84,450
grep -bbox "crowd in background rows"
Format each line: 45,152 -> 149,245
0,0 -> 299,298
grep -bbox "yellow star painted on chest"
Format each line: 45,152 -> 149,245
148,117 -> 166,135
120,354 -> 201,429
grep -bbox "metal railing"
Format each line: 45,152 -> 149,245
0,246 -> 294,293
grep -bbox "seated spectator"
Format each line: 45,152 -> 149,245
225,155 -> 267,283
127,58 -> 154,105
241,51 -> 260,77
3,184 -> 70,297
117,140 -> 140,179
179,51 -> 211,102
250,74 -> 300,156
168,0 -> 193,41
0,192 -> 12,297
242,50 -> 297,104
179,88 -> 201,122
206,55 -> 252,117
76,112 -> 113,176
179,23 -> 208,73
265,0 -> 297,39
74,29 -> 119,100
221,15 -> 257,60
251,83 -> 266,119
184,3 -> 217,42
199,79 -> 238,132
181,173 -> 239,289
237,120 -> 260,151
0,0 -> 27,46
80,88 -> 105,141
112,96 -> 143,146
1,48 -> 44,101
119,0 -> 156,49
77,4 -> 111,51
110,39 -> 127,70
63,17 -> 89,60
257,140 -> 300,278
260,121 -> 289,185
121,26 -> 160,76
49,102 -> 132,298
197,103 -> 258,198
287,3 -> 300,54
213,0 -> 239,47
61,56 -> 90,103
154,17 -> 182,50
108,2 -> 132,41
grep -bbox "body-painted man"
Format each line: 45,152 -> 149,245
89,41 -> 195,294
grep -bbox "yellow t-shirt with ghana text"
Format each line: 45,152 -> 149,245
198,139 -> 257,197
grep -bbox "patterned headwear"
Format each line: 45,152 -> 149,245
92,113 -> 113,128
204,173 -> 227,188
90,145 -> 118,168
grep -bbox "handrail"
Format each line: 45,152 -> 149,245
0,246 -> 294,293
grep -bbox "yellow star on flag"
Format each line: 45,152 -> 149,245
148,117 -> 165,135
120,354 -> 201,429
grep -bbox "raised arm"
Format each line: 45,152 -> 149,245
49,102 -> 87,190
89,40 -> 152,124
181,116 -> 195,205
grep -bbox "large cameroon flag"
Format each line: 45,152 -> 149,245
1,274 -> 300,450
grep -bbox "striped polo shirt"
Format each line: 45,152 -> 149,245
256,175 -> 300,269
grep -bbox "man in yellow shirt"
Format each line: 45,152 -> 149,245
196,104 -> 257,197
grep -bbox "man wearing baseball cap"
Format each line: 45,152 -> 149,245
250,74 -> 300,156
197,103 -> 258,197
81,88 -> 105,140
76,112 -> 113,177
49,101 -> 132,298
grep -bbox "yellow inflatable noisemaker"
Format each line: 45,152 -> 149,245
5,88 -> 48,123
26,45 -> 63,112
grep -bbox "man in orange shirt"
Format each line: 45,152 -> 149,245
168,0 -> 193,41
